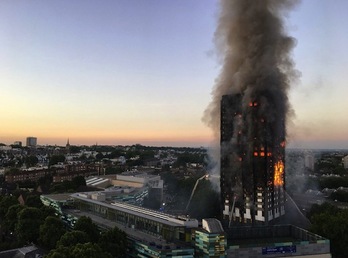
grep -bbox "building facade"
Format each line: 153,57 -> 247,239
343,155 -> 348,169
221,94 -> 286,226
194,219 -> 227,258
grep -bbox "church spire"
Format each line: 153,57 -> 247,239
66,138 -> 71,154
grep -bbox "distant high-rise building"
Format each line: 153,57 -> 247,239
343,155 -> 348,169
26,137 -> 37,147
304,153 -> 315,171
220,94 -> 286,226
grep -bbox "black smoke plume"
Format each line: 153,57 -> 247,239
203,0 -> 300,185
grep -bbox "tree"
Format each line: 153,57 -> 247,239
309,203 -> 348,258
189,180 -> 220,219
0,195 -> 19,219
96,152 -> 104,160
57,230 -> 90,248
330,190 -> 348,202
174,152 -> 206,168
307,202 -> 339,220
105,149 -> 124,159
72,176 -> 86,189
37,174 -> 53,189
4,204 -> 25,233
78,154 -> 87,161
319,177 -> 348,189
71,243 -> 112,258
25,194 -> 44,208
162,172 -> 179,194
333,166 -> 346,176
69,145 -> 81,154
24,155 -> 39,168
45,246 -> 70,258
46,243 -> 111,258
98,227 -> 127,257
74,216 -> 100,242
40,205 -> 57,218
39,216 -> 67,250
15,207 -> 43,243
49,155 -> 66,167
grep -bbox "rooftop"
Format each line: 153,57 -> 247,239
71,192 -> 198,228
202,218 -> 224,233
66,209 -> 192,252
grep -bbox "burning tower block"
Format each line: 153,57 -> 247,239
221,93 -> 286,226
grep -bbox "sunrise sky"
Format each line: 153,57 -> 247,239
1,0 -> 348,148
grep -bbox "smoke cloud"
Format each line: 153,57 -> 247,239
203,0 -> 300,177
203,0 -> 299,198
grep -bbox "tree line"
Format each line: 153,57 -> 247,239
0,194 -> 127,257
308,202 -> 348,258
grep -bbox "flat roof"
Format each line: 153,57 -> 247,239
41,193 -> 73,202
91,179 -> 109,186
119,171 -> 158,178
71,193 -> 195,227
65,209 -> 192,251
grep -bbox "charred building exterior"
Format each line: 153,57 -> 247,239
221,93 -> 286,226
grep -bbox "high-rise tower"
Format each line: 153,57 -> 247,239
26,137 -> 37,147
221,94 -> 286,226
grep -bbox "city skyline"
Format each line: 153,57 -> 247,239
1,0 -> 348,149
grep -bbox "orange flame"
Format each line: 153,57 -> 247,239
274,161 -> 284,186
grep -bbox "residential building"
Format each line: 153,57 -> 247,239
221,94 -> 286,225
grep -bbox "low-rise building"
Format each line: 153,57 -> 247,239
5,168 -> 49,183
40,191 -> 198,257
194,218 -> 227,257
225,225 -> 331,258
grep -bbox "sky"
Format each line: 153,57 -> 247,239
0,0 -> 348,149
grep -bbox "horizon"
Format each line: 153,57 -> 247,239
2,137 -> 348,152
